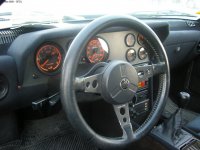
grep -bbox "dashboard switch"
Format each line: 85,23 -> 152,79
138,71 -> 144,78
138,81 -> 145,88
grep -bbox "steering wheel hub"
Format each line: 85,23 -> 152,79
101,61 -> 138,105
120,78 -> 130,90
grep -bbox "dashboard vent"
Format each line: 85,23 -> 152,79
0,29 -> 24,45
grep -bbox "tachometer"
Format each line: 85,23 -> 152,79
86,37 -> 109,63
36,44 -> 62,74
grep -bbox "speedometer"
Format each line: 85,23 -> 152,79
86,37 -> 109,63
36,43 -> 62,74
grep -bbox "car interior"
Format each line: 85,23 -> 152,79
0,0 -> 200,150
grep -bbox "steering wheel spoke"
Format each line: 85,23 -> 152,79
135,62 -> 166,81
152,62 -> 166,75
113,103 -> 134,139
75,73 -> 102,94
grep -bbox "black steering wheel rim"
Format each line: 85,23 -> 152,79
61,15 -> 170,149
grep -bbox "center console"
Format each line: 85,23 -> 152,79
150,95 -> 200,150
128,76 -> 200,150
181,139 -> 200,150
129,78 -> 152,125
151,127 -> 200,150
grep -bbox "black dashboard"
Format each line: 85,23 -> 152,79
0,17 -> 200,112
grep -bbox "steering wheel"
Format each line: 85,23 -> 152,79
61,15 -> 170,149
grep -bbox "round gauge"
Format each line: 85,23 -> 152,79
86,37 -> 109,63
36,44 -> 62,73
126,49 -> 136,62
138,47 -> 148,60
125,33 -> 135,47
137,34 -> 145,46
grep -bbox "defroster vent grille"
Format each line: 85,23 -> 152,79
0,29 -> 23,45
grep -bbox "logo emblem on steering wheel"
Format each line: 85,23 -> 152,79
120,78 -> 130,90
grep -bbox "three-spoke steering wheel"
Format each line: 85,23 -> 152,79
61,15 -> 170,149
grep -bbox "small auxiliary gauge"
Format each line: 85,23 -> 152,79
137,34 -> 145,46
126,49 -> 136,62
138,47 -> 148,60
125,33 -> 135,47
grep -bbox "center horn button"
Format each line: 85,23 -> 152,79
120,78 -> 130,90
101,61 -> 138,105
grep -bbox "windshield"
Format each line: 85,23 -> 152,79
1,0 -> 200,29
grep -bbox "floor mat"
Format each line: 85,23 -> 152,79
126,136 -> 167,150
0,111 -> 97,150
1,100 -> 192,150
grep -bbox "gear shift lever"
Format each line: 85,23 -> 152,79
155,92 -> 191,144
152,92 -> 193,147
172,92 -> 190,142
178,92 -> 190,108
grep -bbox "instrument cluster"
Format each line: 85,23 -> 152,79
80,32 -> 148,65
34,31 -> 148,75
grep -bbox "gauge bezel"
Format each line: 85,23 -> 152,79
125,33 -> 136,47
138,47 -> 148,60
85,36 -> 109,63
126,48 -> 136,62
137,33 -> 145,46
35,42 -> 63,75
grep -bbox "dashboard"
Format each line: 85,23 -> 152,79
0,17 -> 200,113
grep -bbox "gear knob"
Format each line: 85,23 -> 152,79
178,92 -> 190,108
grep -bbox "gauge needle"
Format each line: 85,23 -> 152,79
41,59 -> 49,67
